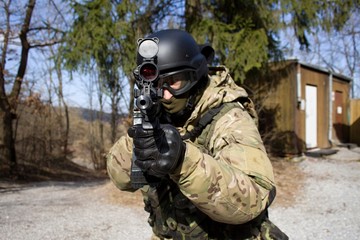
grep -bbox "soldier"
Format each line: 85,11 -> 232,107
107,29 -> 288,239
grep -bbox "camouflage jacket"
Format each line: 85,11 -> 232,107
107,66 -> 276,228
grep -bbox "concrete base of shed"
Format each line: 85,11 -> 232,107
305,148 -> 339,158
335,143 -> 358,149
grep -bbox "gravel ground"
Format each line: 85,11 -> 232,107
269,147 -> 360,240
1,147 -> 360,240
0,181 -> 152,240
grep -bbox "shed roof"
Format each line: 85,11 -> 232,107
287,59 -> 353,83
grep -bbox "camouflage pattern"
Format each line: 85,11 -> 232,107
107,66 -> 282,239
107,133 -> 133,191
169,66 -> 275,224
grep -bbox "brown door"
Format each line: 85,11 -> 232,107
333,91 -> 345,142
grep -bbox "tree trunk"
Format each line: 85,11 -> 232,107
0,0 -> 35,177
56,61 -> 70,156
0,103 -> 17,176
110,92 -> 118,144
185,0 -> 202,33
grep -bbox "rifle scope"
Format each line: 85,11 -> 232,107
139,62 -> 158,82
137,38 -> 159,82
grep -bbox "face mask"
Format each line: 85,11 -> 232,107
160,94 -> 189,114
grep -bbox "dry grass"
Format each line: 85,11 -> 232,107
271,157 -> 306,207
10,157 -> 107,182
1,105 -> 126,181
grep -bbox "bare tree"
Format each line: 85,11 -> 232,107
94,70 -> 106,170
0,0 -> 36,176
0,0 -> 63,177
281,11 -> 360,98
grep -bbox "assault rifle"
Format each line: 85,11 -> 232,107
130,38 -> 163,189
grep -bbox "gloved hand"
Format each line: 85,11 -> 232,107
128,124 -> 185,178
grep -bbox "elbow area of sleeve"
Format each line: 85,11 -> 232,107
106,136 -> 134,191
172,142 -> 269,225
205,177 -> 269,224
107,154 -> 132,191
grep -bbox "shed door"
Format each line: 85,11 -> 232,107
306,85 -> 317,148
334,90 -> 345,142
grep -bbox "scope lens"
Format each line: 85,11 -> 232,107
138,39 -> 159,59
140,63 -> 158,81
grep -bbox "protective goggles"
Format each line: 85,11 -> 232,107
157,70 -> 197,96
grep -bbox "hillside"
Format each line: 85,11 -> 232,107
1,103 -> 128,181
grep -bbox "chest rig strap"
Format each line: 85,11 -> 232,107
181,104 -> 226,141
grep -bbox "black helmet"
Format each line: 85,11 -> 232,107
137,29 -> 214,96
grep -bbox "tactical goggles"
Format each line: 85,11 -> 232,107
158,70 -> 197,96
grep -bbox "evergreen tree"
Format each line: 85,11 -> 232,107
184,0 -> 359,83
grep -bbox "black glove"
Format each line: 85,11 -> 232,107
128,124 -> 185,178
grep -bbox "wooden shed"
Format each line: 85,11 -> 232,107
244,59 -> 352,156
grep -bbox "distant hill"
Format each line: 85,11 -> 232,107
69,107 -> 127,123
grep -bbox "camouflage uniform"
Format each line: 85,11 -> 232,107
107,66 -> 287,239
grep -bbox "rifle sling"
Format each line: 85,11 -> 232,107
181,104 -> 226,141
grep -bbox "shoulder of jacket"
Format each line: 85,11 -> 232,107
208,65 -> 230,85
208,65 -> 248,99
